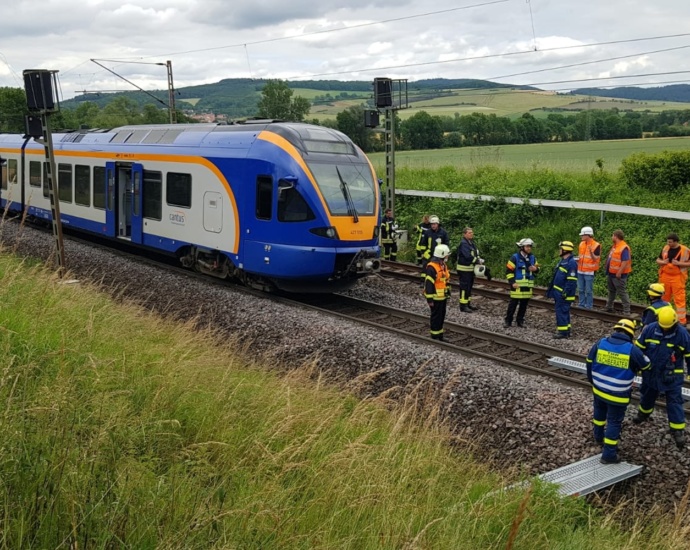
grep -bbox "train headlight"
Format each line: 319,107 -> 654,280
310,226 -> 339,239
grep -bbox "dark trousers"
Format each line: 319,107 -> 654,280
606,275 -> 631,315
505,298 -> 529,325
430,300 -> 447,339
382,241 -> 397,261
554,294 -> 572,333
592,395 -> 627,461
416,250 -> 423,265
639,374 -> 686,429
458,271 -> 474,305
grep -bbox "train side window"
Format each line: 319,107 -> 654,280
93,167 -> 106,209
278,186 -> 315,222
143,170 -> 162,220
58,163 -> 73,203
75,165 -> 91,206
166,172 -> 191,208
2,159 -> 17,190
256,176 -> 272,220
29,161 -> 42,187
0,161 -> 5,190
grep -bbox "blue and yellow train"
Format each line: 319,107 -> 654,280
0,121 -> 381,292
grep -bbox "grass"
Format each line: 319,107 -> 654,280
369,136 -> 690,173
0,254 -> 689,548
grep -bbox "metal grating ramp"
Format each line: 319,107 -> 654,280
538,455 -> 643,496
548,356 -> 690,401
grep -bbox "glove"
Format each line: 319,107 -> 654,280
428,300 -> 435,309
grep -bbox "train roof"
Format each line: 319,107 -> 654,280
0,121 -> 360,157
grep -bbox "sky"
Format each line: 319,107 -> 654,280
1,0 -> 689,102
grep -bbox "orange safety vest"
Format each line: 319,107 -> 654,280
659,244 -> 690,281
425,260 -> 450,301
578,239 -> 601,274
607,240 -> 632,275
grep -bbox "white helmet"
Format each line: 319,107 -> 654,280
516,238 -> 534,248
579,226 -> 594,236
429,215 -> 440,224
474,264 -> 486,277
433,244 -> 451,258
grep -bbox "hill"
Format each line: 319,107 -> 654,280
573,84 -> 690,103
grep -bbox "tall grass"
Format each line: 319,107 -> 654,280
0,254 -> 688,548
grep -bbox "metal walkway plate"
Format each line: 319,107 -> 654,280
538,455 -> 643,497
548,356 -> 690,401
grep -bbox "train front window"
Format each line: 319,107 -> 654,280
307,163 -> 376,216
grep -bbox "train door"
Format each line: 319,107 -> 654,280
104,161 -> 143,243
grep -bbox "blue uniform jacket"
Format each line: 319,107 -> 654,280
586,332 -> 650,404
635,322 -> 690,390
641,298 -> 670,327
547,255 -> 578,301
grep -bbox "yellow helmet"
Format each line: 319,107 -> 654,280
658,306 -> 678,329
559,240 -> 575,252
613,319 -> 636,338
647,283 -> 665,298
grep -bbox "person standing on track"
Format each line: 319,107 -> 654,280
586,319 -> 650,464
547,241 -> 578,339
605,230 -> 632,316
380,208 -> 398,261
456,227 -> 483,313
633,306 -> 690,449
424,244 -> 452,341
419,215 -> 449,282
576,226 -> 601,309
504,238 -> 539,328
656,232 -> 690,326
641,283 -> 669,327
414,215 -> 431,266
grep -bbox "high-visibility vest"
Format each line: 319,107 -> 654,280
578,239 -> 601,274
591,337 -> 636,404
424,260 -> 450,301
607,241 -> 631,275
659,244 -> 690,281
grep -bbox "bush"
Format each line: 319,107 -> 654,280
620,150 -> 690,191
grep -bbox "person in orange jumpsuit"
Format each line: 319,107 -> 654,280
657,232 -> 690,326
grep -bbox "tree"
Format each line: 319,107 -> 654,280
400,111 -> 443,150
336,105 -> 373,151
257,80 -> 311,122
0,87 -> 29,133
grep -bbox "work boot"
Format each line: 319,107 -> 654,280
600,455 -> 621,465
503,320 -> 511,328
467,303 -> 479,311
672,430 -> 686,449
632,411 -> 651,425
516,321 -> 525,327
460,305 -> 473,313
553,332 -> 570,339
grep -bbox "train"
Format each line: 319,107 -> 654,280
0,121 -> 381,292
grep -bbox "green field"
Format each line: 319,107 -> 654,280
368,136 -> 690,173
308,87 -> 690,122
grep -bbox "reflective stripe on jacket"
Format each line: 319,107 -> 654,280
577,239 -> 601,274
456,238 -> 479,272
607,241 -> 632,275
659,244 -> 690,280
381,217 -> 396,244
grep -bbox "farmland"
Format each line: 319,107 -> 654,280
307,86 -> 690,122
368,136 -> 690,173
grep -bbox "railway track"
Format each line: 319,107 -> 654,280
380,259 -> 646,322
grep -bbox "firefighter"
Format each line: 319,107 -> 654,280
577,226 -> 601,309
634,306 -> 690,449
419,215 -> 449,279
504,238 -> 539,328
640,283 -> 669,327
456,227 -> 483,313
424,244 -> 452,341
547,241 -> 578,339
380,208 -> 398,261
414,215 -> 431,266
656,232 -> 690,326
586,319 -> 650,464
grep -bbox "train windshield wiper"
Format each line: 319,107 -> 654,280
336,167 -> 359,223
